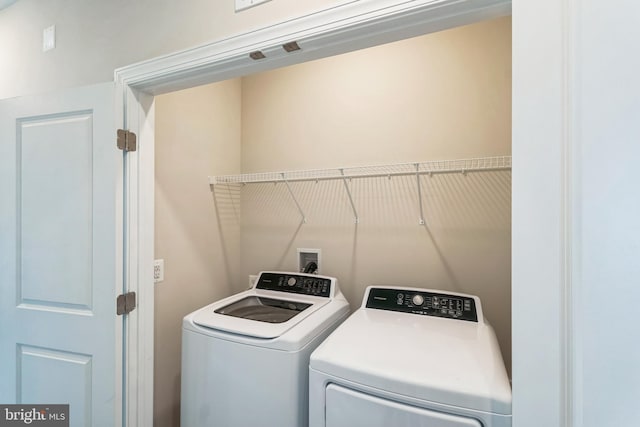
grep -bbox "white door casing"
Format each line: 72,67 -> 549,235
118,85 -> 155,427
0,82 -> 123,427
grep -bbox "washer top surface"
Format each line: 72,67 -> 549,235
188,272 -> 347,342
310,286 -> 512,415
214,295 -> 312,324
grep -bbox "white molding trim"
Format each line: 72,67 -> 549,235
512,0 -> 576,425
562,0 -> 579,426
114,1 -> 511,426
115,0 -> 511,94
115,79 -> 156,427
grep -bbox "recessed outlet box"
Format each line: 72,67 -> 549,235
235,0 -> 271,12
298,248 -> 321,274
154,259 -> 164,283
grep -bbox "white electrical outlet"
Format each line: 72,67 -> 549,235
42,25 -> 56,52
154,259 -> 164,283
235,0 -> 271,12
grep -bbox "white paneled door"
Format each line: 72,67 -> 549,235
0,83 -> 122,427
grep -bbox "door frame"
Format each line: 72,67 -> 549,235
114,0 -> 575,426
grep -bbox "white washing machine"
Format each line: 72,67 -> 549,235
181,271 -> 350,427
309,286 -> 511,427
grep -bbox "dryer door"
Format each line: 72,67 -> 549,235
325,384 -> 481,427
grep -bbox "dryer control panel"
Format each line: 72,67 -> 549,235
365,288 -> 478,322
256,272 -> 332,298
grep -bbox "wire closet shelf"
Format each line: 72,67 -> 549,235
208,156 -> 512,185
208,155 -> 511,225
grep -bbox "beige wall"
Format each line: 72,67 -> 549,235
154,15 -> 510,427
241,15 -> 512,364
154,79 -> 242,427
242,17 -> 511,171
0,0 -> 353,99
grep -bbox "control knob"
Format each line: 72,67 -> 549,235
287,277 -> 297,286
411,294 -> 424,306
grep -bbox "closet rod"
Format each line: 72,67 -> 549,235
208,156 -> 511,186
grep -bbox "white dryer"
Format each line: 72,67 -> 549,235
181,271 -> 350,427
309,286 -> 511,427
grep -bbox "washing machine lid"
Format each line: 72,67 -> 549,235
191,272 -> 341,339
214,295 -> 312,324
310,288 -> 512,415
192,290 -> 329,339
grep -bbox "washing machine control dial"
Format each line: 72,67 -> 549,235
411,294 -> 424,306
287,277 -> 297,286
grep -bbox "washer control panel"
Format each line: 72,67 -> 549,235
256,272 -> 332,297
365,288 -> 478,322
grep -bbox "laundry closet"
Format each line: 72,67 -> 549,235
153,15 -> 511,427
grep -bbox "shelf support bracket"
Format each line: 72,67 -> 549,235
282,173 -> 307,223
415,163 -> 426,225
340,169 -> 359,223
